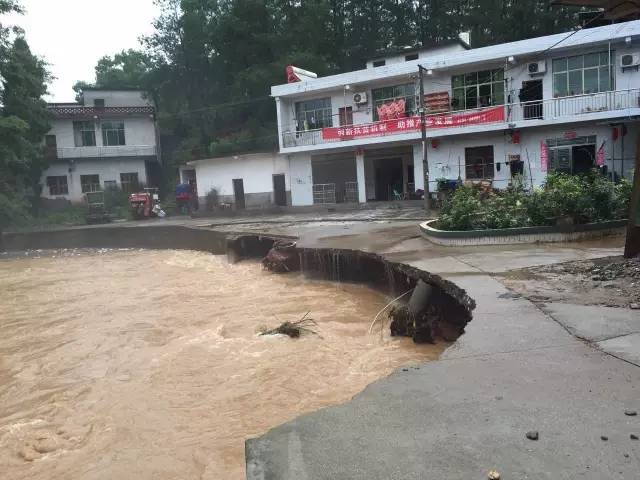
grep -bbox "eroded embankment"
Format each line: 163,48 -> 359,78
2,226 -> 476,339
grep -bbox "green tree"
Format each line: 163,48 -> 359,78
0,0 -> 51,228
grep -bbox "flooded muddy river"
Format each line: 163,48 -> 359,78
0,249 -> 446,480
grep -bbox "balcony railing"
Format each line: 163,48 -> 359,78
282,88 -> 640,148
48,105 -> 155,118
55,145 -> 157,159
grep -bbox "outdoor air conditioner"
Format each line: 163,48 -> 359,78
353,92 -> 368,104
528,60 -> 546,75
620,53 -> 640,69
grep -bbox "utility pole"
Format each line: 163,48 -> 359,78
418,65 -> 431,213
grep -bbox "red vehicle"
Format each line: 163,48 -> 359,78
129,188 -> 165,219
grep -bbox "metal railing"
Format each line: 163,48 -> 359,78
282,88 -> 640,148
312,183 -> 336,204
509,88 -> 640,123
56,145 -> 157,159
344,181 -> 359,203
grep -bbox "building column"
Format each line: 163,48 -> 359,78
412,144 -> 425,192
356,150 -> 366,204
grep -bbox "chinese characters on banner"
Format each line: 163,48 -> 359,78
321,106 -> 505,140
596,142 -> 605,166
540,140 -> 548,172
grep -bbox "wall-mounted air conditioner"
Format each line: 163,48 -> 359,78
353,92 -> 368,104
620,53 -> 640,70
528,61 -> 546,75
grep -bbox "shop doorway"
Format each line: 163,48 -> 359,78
572,144 -> 596,174
374,158 -> 404,201
232,178 -> 245,209
547,136 -> 597,174
272,174 -> 287,206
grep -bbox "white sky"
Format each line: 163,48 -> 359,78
5,0 -> 159,102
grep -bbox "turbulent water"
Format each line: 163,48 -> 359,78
0,249 -> 445,480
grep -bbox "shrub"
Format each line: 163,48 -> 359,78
436,170 -> 632,231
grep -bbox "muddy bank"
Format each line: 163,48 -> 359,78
500,255 -> 640,308
241,239 -> 475,343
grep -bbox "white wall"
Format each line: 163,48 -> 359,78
289,153 -> 313,206
82,90 -> 153,107
190,152 -> 290,202
49,117 -> 156,149
41,158 -> 148,202
427,121 -> 638,189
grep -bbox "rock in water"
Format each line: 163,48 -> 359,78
526,431 -> 539,441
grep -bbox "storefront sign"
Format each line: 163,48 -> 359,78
563,130 -> 577,140
540,140 -> 548,172
322,106 -> 505,140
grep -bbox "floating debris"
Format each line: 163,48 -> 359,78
259,312 -> 318,338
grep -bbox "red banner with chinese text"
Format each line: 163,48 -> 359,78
321,106 -> 505,140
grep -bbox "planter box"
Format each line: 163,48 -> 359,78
419,219 -> 627,246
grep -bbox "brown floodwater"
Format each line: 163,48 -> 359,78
0,249 -> 446,480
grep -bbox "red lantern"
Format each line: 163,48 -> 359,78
511,131 -> 520,144
431,139 -> 439,149
612,127 -> 619,141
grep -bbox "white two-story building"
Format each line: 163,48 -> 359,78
41,89 -> 159,203
266,20 -> 640,206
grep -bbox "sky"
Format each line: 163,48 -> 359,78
5,0 -> 159,102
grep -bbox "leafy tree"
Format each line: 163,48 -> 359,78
75,0 -> 582,170
0,0 -> 50,228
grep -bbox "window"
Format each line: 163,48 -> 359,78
46,176 -> 68,195
295,97 -> 332,130
102,121 -> 126,146
120,172 -> 139,193
465,146 -> 494,180
73,121 -> 96,147
104,180 -> 117,190
452,69 -> 504,110
339,106 -> 353,126
371,83 -> 416,120
552,51 -> 614,97
81,174 -> 100,193
94,98 -> 105,107
372,59 -> 386,67
405,53 -> 419,61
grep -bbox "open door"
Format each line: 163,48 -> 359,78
273,174 -> 287,206
520,80 -> 543,120
233,178 -> 245,209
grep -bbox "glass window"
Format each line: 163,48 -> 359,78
371,83 -> 416,120
465,146 -> 494,180
81,174 -> 100,193
295,97 -> 332,130
73,121 -> 96,147
46,176 -> 68,195
553,73 -> 568,97
552,50 -> 614,97
102,122 -> 126,146
120,172 -> 139,193
451,68 -> 504,110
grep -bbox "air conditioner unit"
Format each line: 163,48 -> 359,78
620,53 -> 640,69
528,61 -> 546,75
353,92 -> 368,104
